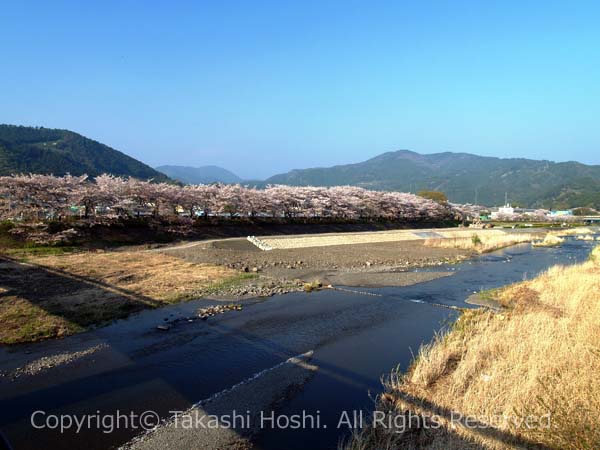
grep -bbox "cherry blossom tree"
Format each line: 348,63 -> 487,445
0,174 -> 460,223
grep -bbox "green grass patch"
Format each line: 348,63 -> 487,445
0,300 -> 86,345
0,222 -> 78,259
199,272 -> 259,296
471,233 -> 482,246
477,287 -> 502,301
7,245 -> 78,259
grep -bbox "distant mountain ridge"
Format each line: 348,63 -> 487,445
0,125 -> 168,181
3,125 -> 598,209
156,165 -> 242,184
266,150 -> 600,209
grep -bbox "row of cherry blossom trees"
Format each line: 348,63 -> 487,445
0,174 -> 459,223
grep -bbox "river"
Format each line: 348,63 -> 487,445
0,237 -> 596,450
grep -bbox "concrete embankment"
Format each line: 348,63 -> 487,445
127,352 -> 317,450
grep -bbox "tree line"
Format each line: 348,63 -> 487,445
0,174 -> 460,223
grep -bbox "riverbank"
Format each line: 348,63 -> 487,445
1,225 -> 587,345
1,228 -> 477,344
0,217 -> 459,250
345,245 -> 600,450
0,252 -> 236,344
423,232 -> 537,253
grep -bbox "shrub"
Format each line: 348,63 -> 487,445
304,280 -> 323,292
0,220 -> 15,233
417,190 -> 448,203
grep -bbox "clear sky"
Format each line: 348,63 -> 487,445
2,1 -> 600,179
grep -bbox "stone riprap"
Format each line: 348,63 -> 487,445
251,228 -> 509,250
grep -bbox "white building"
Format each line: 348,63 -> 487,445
491,204 -> 515,220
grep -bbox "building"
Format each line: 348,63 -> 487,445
548,210 -> 573,218
491,204 -> 515,220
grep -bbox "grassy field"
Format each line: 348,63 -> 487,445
421,226 -> 597,254
346,245 -> 600,450
0,250 -> 237,344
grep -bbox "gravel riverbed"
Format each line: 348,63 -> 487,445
164,238 -> 470,293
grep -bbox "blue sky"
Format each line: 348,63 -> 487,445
2,1 -> 599,179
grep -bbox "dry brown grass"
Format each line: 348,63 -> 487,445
532,234 -> 565,247
0,251 -> 235,344
552,227 -> 595,236
576,235 -> 596,241
33,251 -> 233,302
591,245 -> 600,262
346,246 -> 600,450
424,233 -> 537,253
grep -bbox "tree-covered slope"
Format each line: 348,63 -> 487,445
156,165 -> 242,184
0,125 -> 169,180
266,150 -> 600,209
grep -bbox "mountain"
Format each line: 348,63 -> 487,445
266,150 -> 600,209
156,165 -> 242,184
0,125 -> 168,181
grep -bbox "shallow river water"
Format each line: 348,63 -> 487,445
0,237 -> 596,450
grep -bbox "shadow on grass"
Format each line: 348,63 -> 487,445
373,389 -> 553,450
0,255 -> 164,344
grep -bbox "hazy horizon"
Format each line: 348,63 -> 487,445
151,148 -> 600,181
3,1 -> 600,179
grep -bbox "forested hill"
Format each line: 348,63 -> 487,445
266,150 -> 600,209
0,125 -> 169,181
156,165 -> 242,184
